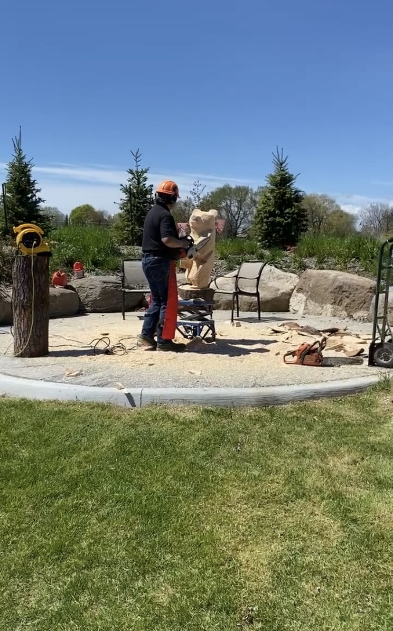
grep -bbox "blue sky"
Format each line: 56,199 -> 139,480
1,0 -> 393,214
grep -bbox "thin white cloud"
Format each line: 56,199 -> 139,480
0,162 -> 256,187
370,180 -> 393,187
1,161 -> 391,216
334,193 -> 393,215
32,181 -> 122,212
0,162 -> 260,212
341,204 -> 363,215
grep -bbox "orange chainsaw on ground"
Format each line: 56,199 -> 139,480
283,337 -> 327,366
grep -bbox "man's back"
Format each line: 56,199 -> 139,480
142,202 -> 179,259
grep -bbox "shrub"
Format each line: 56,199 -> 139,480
0,241 -> 14,286
215,238 -> 262,269
293,233 -> 380,273
50,226 -> 122,273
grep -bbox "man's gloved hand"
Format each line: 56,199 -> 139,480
180,236 -> 194,250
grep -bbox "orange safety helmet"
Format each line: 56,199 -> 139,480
156,180 -> 180,202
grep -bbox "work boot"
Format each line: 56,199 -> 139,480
157,340 -> 186,352
137,334 -> 157,349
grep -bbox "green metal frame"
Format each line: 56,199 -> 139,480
368,237 -> 393,366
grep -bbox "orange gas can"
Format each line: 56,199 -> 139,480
73,261 -> 84,279
52,270 -> 67,288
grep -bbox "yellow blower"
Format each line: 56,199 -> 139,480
13,223 -> 51,256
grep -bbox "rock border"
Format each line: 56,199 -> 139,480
0,373 -> 380,408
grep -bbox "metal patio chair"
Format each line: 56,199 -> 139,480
211,260 -> 266,322
121,258 -> 151,320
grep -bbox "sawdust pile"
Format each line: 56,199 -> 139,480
45,318 -> 372,385
256,321 -> 371,358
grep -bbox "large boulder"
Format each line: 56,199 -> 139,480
0,286 -> 81,325
49,287 -> 80,319
0,287 -> 12,326
210,264 -> 299,312
369,287 -> 393,324
69,275 -> 146,313
290,270 -> 376,321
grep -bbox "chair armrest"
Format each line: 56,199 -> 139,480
210,277 -> 220,290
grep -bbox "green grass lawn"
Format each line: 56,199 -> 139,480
0,386 -> 392,630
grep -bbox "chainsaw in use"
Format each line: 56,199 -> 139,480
180,234 -> 212,259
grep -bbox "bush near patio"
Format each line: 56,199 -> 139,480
0,240 -> 14,286
46,226 -> 382,278
0,381 -> 392,630
49,225 -> 124,274
0,227 -> 383,287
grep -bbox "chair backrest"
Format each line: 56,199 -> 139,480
122,259 -> 149,289
236,261 -> 266,292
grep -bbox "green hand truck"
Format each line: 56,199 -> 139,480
368,237 -> 393,368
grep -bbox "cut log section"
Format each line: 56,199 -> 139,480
12,255 -> 50,358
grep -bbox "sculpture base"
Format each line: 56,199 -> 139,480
178,285 -> 215,302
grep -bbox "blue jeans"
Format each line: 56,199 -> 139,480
141,254 -> 172,344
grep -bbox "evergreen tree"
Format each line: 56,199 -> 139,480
115,149 -> 154,245
2,129 -> 49,235
255,148 -> 307,248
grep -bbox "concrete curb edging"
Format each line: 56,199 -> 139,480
0,373 -> 141,407
0,373 -> 381,408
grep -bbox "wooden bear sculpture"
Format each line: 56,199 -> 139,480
181,208 -> 218,289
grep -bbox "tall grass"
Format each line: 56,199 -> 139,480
216,238 -> 258,259
47,226 -> 382,278
294,233 -> 381,273
50,225 -> 122,273
0,240 -> 14,286
216,238 -> 262,268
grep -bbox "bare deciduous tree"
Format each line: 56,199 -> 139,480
302,194 -> 341,234
359,202 -> 393,236
302,194 -> 356,236
189,180 -> 207,208
205,185 -> 257,237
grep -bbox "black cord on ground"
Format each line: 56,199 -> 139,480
49,334 -> 137,355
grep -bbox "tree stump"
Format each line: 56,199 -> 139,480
178,285 -> 215,302
12,255 -> 50,357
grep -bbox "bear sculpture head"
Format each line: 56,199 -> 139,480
189,208 -> 218,239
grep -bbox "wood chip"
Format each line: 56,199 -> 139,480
65,370 -> 81,377
297,330 -> 318,337
325,342 -> 345,352
341,335 -> 361,345
344,346 -> 365,358
330,329 -> 350,337
299,325 -> 322,335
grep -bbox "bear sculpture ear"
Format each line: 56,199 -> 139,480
208,208 -> 218,217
